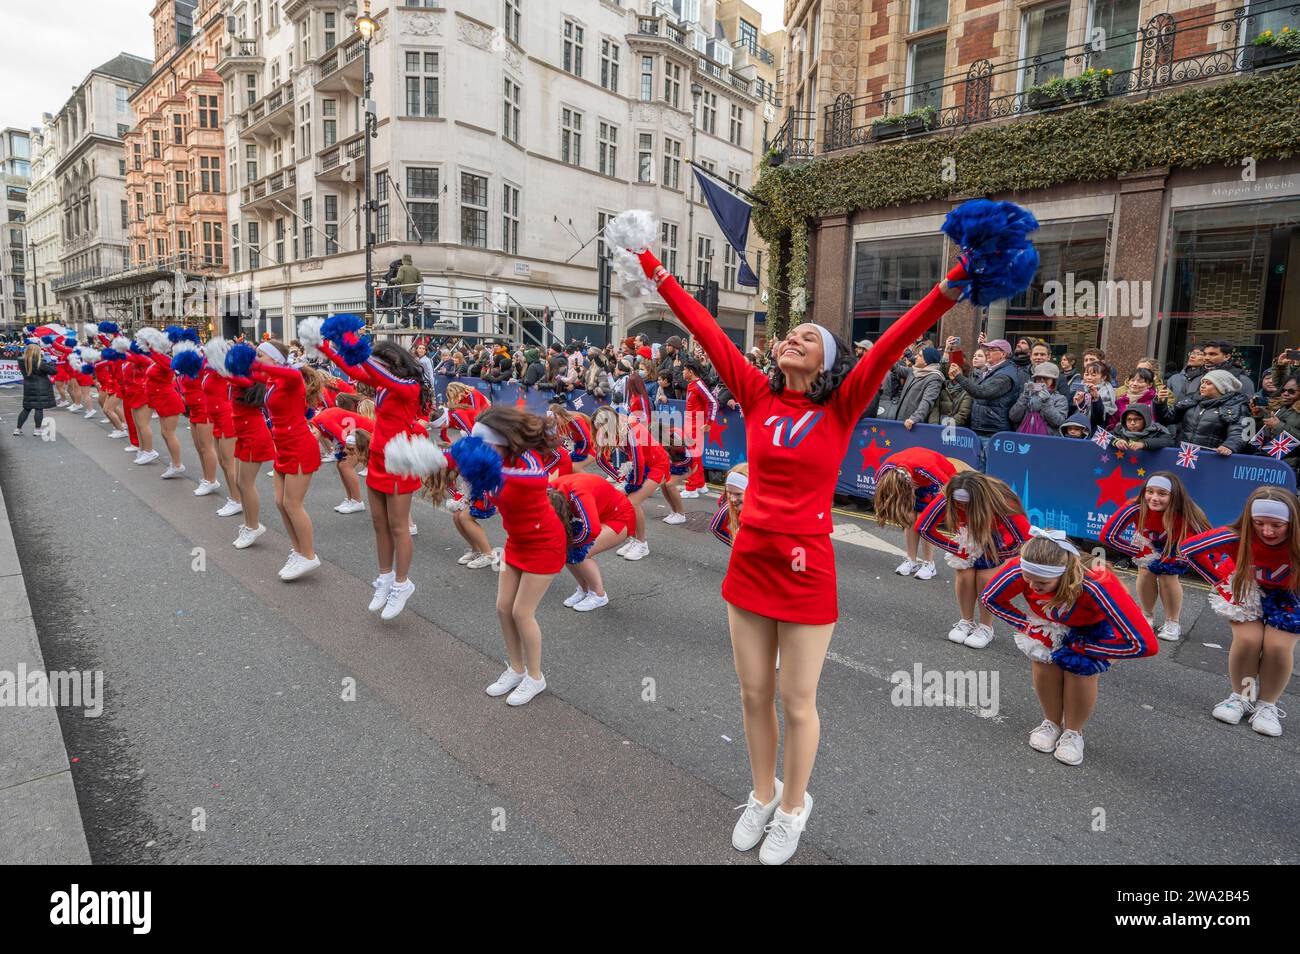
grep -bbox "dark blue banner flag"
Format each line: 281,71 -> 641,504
693,167 -> 759,288
836,418 -> 982,498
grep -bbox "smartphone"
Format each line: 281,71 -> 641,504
1284,349 -> 1300,362
950,337 -> 962,347
949,349 -> 965,369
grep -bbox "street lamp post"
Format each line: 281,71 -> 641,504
687,83 -> 702,286
354,2 -> 378,325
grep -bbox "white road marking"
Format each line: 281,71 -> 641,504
830,522 -> 907,557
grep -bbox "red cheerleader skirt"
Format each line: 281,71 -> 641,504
366,441 -> 422,496
210,404 -> 235,439
75,373 -> 94,388
604,497 -> 636,538
148,385 -> 186,418
187,398 -> 211,425
271,425 -> 322,476
233,412 -> 275,463
504,510 -> 566,575
722,526 -> 838,625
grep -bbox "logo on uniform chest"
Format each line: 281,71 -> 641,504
764,410 -> 824,448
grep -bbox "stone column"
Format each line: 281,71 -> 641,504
809,213 -> 851,339
1103,168 -> 1168,376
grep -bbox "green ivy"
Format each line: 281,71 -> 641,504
755,65 -> 1300,340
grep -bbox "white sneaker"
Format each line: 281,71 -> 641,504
160,463 -> 186,479
281,554 -> 321,581
216,498 -> 243,517
623,539 -> 649,561
486,666 -> 525,697
56,400 -> 68,407
1028,719 -> 1062,753
381,579 -> 415,620
1054,730 -> 1085,766
759,792 -> 813,866
914,560 -> 937,581
334,498 -> 365,514
134,450 -> 159,465
466,552 -> 495,569
1212,692 -> 1253,725
563,587 -> 588,608
357,467 -> 368,477
895,558 -> 920,576
506,673 -> 547,706
278,551 -> 301,578
697,487 -> 710,496
11,428 -> 20,436
369,572 -> 396,611
574,592 -> 609,612
963,623 -> 994,649
616,539 -> 636,557
67,403 -> 82,412
680,489 -> 700,499
83,407 -> 98,419
408,522 -> 418,536
1156,620 -> 1182,641
732,778 -> 783,851
193,479 -> 220,497
662,511 -> 687,525
1249,701 -> 1285,737
124,444 -> 138,452
947,619 -> 974,644
457,549 -> 477,565
108,429 -> 127,439
234,524 -> 265,549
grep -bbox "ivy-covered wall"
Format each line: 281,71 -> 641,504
753,65 -> 1300,339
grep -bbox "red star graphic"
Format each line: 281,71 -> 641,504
707,418 -> 729,447
515,393 -> 526,407
1095,465 -> 1146,509
860,438 -> 889,474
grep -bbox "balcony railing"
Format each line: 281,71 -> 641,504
241,165 -> 297,206
80,253 -> 225,290
238,82 -> 292,132
319,131 -> 366,173
319,30 -> 372,80
772,6 -> 1299,159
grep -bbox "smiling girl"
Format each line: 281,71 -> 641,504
1181,487 -> 1300,737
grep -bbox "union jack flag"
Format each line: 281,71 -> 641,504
1251,427 -> 1268,448
1265,432 -> 1297,459
1091,427 -> 1112,449
1176,442 -> 1201,469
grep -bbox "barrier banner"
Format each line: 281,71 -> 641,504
0,360 -> 20,385
984,431 -> 1298,542
835,418 -> 983,498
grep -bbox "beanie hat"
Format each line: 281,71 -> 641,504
921,346 -> 943,365
1203,369 -> 1241,394
666,336 -> 683,350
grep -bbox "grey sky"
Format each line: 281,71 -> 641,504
0,0 -> 152,133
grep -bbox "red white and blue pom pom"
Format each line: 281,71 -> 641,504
97,320 -> 120,336
448,434 -> 504,498
225,342 -> 257,377
203,336 -> 231,376
171,341 -> 203,378
940,199 -> 1040,306
321,313 -> 371,366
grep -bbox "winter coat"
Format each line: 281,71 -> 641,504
1111,403 -> 1175,451
1171,391 -> 1248,452
20,358 -> 57,410
1009,380 -> 1070,431
1258,403 -> 1300,472
892,364 -> 944,424
927,380 -> 973,427
957,361 -> 1021,435
1166,364 -> 1206,403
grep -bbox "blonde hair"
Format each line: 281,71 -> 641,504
725,462 -> 749,539
591,405 -> 625,451
23,343 -> 43,376
874,467 -> 919,529
446,381 -> 474,408
1020,536 -> 1086,614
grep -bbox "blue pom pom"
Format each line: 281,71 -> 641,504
81,363 -> 95,376
225,342 -> 257,377
321,313 -> 365,344
304,406 -> 316,420
941,199 -> 1040,306
97,321 -> 119,335
171,349 -> 204,379
63,336 -> 77,347
165,325 -> 187,343
337,333 -> 372,367
102,348 -> 124,362
450,435 -> 504,499
25,325 -> 35,334
1051,645 -> 1110,676
40,335 -> 53,344
129,341 -> 144,355
566,543 -> 594,565
1261,589 -> 1300,634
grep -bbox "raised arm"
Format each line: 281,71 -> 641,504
318,340 -> 380,387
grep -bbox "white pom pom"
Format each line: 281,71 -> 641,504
80,347 -> 101,364
110,336 -> 130,353
297,317 -> 325,359
172,340 -> 198,355
82,323 -> 98,341
203,336 -> 231,376
136,327 -> 170,354
604,210 -> 658,253
382,432 -> 448,478
610,247 -> 657,299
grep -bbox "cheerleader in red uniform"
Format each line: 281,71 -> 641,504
168,330 -> 224,498
548,405 -> 594,471
1181,487 -> 1300,737
625,369 -> 653,423
657,422 -> 690,525
553,471 -> 635,612
680,358 -> 717,498
590,405 -> 685,560
84,324 -> 128,436
917,470 -> 1029,649
981,528 -> 1157,765
438,381 -> 495,569
709,463 -> 749,547
200,338 -> 242,517
126,327 -> 186,476
605,197 -> 1037,864
47,336 -> 84,412
54,336 -> 100,420
120,339 -> 156,460
309,316 -> 431,618
1101,471 -> 1208,643
227,340 -> 321,581
872,447 -> 958,582
214,340 -> 274,550
313,394 -> 374,514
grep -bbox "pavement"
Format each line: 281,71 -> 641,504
0,392 -> 1296,865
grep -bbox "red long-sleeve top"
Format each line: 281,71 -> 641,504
1101,502 -> 1191,563
1181,526 -> 1296,590
127,349 -> 179,403
319,341 -> 423,472
200,366 -> 234,426
313,405 -> 374,443
553,472 -> 629,548
916,494 -> 1030,563
247,360 -> 311,441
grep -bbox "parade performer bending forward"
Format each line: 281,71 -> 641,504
603,198 -> 1040,865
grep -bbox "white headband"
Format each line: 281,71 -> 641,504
1029,525 -> 1080,556
726,472 -> 749,491
1145,475 -> 1173,492
1252,499 -> 1291,521
345,433 -> 357,446
815,326 -> 837,373
472,421 -> 507,447
257,341 -> 285,365
952,488 -> 971,503
1021,559 -> 1068,579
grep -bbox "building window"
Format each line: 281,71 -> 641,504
275,217 -> 286,263
231,225 -> 240,271
598,122 -> 618,176
561,108 -> 582,166
911,0 -> 948,31
723,244 -> 736,290
271,136 -> 283,171
322,99 -> 337,147
324,11 -> 336,50
302,197 -> 314,257
1019,2 -> 1070,90
299,103 -> 311,154
851,236 -> 944,340
695,235 -> 714,285
640,56 -> 654,101
907,36 -> 946,110
502,182 -> 519,254
116,86 -> 130,112
728,104 -> 744,146
503,77 -> 521,142
120,200 -> 128,230
407,168 -> 439,242
660,221 -> 678,277
324,194 -> 339,253
246,73 -> 257,108
247,221 -> 260,269
1087,0 -> 1141,74
173,113 -> 185,144
174,169 -> 188,204
600,39 -> 620,92
134,191 -> 144,221
178,228 -> 190,258
505,0 -> 521,44
661,137 -> 680,189
245,143 -> 258,183
151,129 -> 162,158
738,19 -> 759,54
374,172 -> 389,243
663,61 -> 681,108
153,181 -> 164,213
563,20 -> 584,77
405,52 -> 440,117
133,143 -> 142,171
200,155 -> 221,192
460,172 -> 488,248
700,90 -> 717,135
118,158 -> 126,176
198,94 -> 218,128
203,221 -> 223,267
637,132 -> 654,182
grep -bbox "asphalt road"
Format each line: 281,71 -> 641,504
1,391 -> 1296,864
